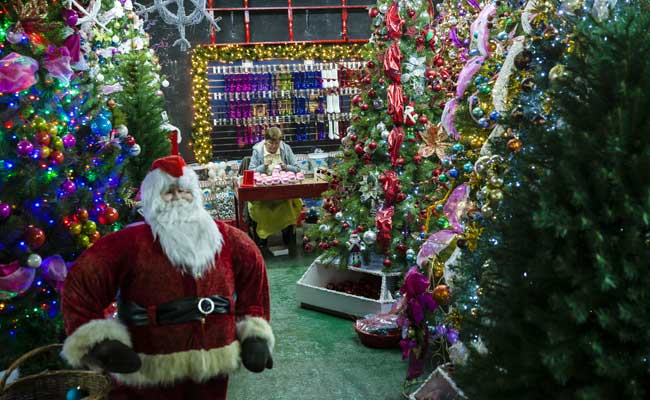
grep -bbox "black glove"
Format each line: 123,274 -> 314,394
241,337 -> 273,373
82,339 -> 141,373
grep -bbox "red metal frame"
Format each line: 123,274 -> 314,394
208,1 -> 371,45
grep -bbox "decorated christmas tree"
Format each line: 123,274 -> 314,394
0,0 -> 138,368
83,0 -> 170,192
453,1 -> 650,398
307,0 -> 476,271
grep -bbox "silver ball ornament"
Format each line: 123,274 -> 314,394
319,224 -> 330,233
335,212 -> 344,221
116,125 -> 129,138
363,230 -> 377,244
26,253 -> 42,268
129,143 -> 141,156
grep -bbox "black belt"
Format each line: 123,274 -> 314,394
117,295 -> 231,326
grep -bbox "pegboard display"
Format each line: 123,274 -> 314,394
206,58 -> 363,160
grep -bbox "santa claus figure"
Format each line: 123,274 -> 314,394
61,155 -> 273,399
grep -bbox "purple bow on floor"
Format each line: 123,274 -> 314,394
417,184 -> 471,266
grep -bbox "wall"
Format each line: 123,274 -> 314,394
143,0 -> 371,163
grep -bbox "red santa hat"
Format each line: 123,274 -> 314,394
139,155 -> 202,218
150,155 -> 186,177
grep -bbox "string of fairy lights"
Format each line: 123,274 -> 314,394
190,43 -> 365,164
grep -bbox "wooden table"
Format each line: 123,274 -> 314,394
233,177 -> 330,231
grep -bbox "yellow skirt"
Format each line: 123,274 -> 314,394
248,199 -> 303,239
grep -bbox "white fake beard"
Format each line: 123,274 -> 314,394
147,198 -> 223,278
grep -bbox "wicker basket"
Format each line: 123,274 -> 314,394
0,344 -> 112,400
353,323 -> 401,349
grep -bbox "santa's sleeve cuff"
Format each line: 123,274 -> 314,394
61,319 -> 132,368
236,316 -> 275,353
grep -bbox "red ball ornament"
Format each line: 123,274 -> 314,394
367,60 -> 376,69
425,69 -> 437,80
348,167 -> 357,176
125,136 -> 136,147
434,57 -> 445,67
89,230 -> 101,243
433,169 -> 442,177
77,208 -> 89,222
352,94 -> 363,106
331,239 -> 339,247
356,225 -> 365,232
378,77 -> 385,85
396,244 -> 407,253
397,157 -> 406,166
368,141 -> 377,150
407,9 -> 416,17
319,241 -> 330,250
50,150 -> 64,165
416,36 -> 425,46
383,258 -> 392,267
25,225 -> 46,249
369,7 -> 379,17
350,134 -> 358,142
439,70 -> 450,81
414,154 -> 423,164
432,83 -> 443,92
354,144 -> 365,155
99,207 -> 119,225
304,243 -> 314,253
418,115 -> 429,124
396,192 -> 407,203
361,76 -> 372,85
34,131 -> 51,146
360,103 -> 369,111
342,222 -> 350,230
367,89 -> 377,98
362,153 -> 372,164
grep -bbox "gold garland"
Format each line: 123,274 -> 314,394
191,43 -> 365,163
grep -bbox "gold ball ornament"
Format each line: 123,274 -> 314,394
471,308 -> 479,317
107,99 -> 117,108
470,137 -> 484,149
549,64 -> 568,85
48,124 -> 59,136
69,223 -> 82,236
507,138 -> 523,152
40,146 -> 51,159
433,285 -> 451,305
77,234 -> 90,248
432,261 -> 445,281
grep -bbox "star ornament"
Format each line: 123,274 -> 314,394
418,123 -> 451,161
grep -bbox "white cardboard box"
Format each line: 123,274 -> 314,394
296,258 -> 401,318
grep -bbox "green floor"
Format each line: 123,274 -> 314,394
228,251 -> 407,400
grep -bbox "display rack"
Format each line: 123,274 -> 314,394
206,58 -> 363,160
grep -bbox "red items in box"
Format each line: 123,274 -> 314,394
326,276 -> 381,300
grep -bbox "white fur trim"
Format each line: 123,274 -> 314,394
115,341 -> 241,387
61,319 -> 132,368
236,317 -> 275,353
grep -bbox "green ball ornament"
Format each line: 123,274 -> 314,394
479,85 -> 491,94
438,173 -> 449,183
83,221 -> 97,235
77,234 -> 90,248
52,136 -> 64,151
437,217 -> 451,229
472,107 -> 484,118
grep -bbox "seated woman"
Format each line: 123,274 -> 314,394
247,127 -> 302,245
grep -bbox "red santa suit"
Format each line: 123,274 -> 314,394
61,156 -> 273,400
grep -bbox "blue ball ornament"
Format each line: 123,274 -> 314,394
448,168 -> 459,178
442,158 -> 453,168
490,111 -> 501,121
66,387 -> 88,400
478,118 -> 489,128
497,31 -> 508,41
452,143 -> 464,153
91,115 -> 112,136
463,162 -> 474,173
